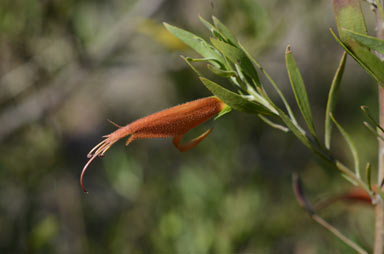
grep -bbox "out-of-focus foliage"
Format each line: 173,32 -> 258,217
0,0 -> 378,253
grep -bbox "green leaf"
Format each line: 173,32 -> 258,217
332,0 -> 367,42
184,57 -> 218,63
343,28 -> 384,55
207,64 -> 236,77
199,77 -> 274,115
180,56 -> 202,76
361,105 -> 384,133
330,29 -> 384,84
210,38 -> 261,87
198,16 -> 228,43
198,16 -> 215,33
363,121 -> 384,141
340,173 -> 358,186
258,115 -> 289,132
238,43 -> 299,125
351,42 -> 384,84
331,0 -> 384,85
325,51 -> 347,149
212,16 -> 238,46
285,45 -> 318,140
330,113 -> 360,178
163,23 -> 224,67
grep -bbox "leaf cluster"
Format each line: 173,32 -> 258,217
163,9 -> 384,251
164,17 -> 354,179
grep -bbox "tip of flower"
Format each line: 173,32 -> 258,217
81,135 -> 118,193
81,154 -> 98,194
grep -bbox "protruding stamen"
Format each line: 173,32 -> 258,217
87,140 -> 108,157
107,119 -> 122,128
93,142 -> 111,157
81,138 -> 118,193
100,143 -> 113,156
80,154 -> 99,194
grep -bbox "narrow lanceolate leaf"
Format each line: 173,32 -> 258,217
212,16 -> 238,46
350,42 -> 384,84
207,64 -> 236,77
198,16 -> 216,34
198,16 -> 228,44
325,52 -> 347,150
210,38 -> 261,87
239,42 -> 299,125
163,23 -> 224,67
258,115 -> 289,132
330,113 -> 360,178
199,77 -> 274,115
363,121 -> 384,142
343,28 -> 384,55
285,46 -> 318,140
361,105 -> 384,133
332,0 -> 367,42
332,0 -> 384,84
180,56 -> 202,76
330,29 -> 384,85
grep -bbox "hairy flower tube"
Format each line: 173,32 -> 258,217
81,96 -> 227,193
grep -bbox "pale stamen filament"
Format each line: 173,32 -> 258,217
87,140 -> 108,158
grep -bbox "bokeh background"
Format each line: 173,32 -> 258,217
0,0 -> 379,253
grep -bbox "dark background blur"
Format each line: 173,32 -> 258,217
0,0 -> 379,253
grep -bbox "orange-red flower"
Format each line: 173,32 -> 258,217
81,96 -> 227,193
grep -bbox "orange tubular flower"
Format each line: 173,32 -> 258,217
81,96 -> 227,193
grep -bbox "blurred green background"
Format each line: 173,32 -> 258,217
0,0 -> 379,253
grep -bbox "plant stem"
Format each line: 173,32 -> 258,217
312,214 -> 367,254
375,1 -> 384,253
376,90 -> 384,254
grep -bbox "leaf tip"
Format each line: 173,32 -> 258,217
286,44 -> 292,54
